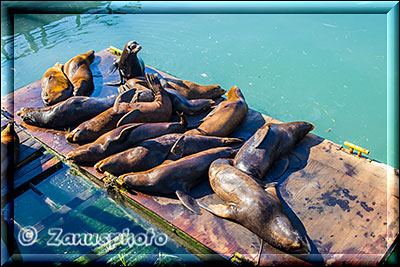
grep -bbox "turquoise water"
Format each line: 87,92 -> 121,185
4,164 -> 200,265
0,4 -> 394,166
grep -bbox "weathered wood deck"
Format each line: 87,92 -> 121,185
1,49 -> 398,265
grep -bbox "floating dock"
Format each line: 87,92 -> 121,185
1,49 -> 398,265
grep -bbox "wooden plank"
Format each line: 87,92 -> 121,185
2,157 -> 62,203
2,49 -> 397,266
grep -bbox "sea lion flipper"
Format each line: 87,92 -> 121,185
167,135 -> 186,160
175,190 -> 201,215
116,109 -> 140,127
253,124 -> 271,148
198,200 -> 234,219
115,123 -> 143,141
264,182 -> 279,200
105,79 -> 123,86
265,157 -> 290,180
114,88 -> 137,107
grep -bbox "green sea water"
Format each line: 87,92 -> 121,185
1,2 -> 393,167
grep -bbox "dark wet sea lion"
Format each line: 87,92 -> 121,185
106,41 -> 145,86
65,116 -> 187,165
95,134 -> 243,175
164,88 -> 215,115
119,147 -> 238,214
233,121 -> 314,180
185,86 -> 248,137
66,73 -> 172,143
41,62 -> 73,106
1,122 -> 20,181
17,95 -> 116,130
202,158 -> 310,254
161,77 -> 226,100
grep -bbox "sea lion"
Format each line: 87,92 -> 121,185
1,122 -> 20,182
17,95 -> 116,130
164,88 -> 215,115
64,50 -> 95,96
161,77 -> 226,100
105,41 -> 145,86
66,73 -> 172,144
65,115 -> 187,165
185,86 -> 248,137
119,147 -> 238,214
201,158 -> 310,254
118,78 -> 215,114
95,134 -> 243,175
233,121 -> 314,180
41,62 -> 73,106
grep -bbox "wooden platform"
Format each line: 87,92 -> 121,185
1,114 -> 63,203
2,49 -> 398,265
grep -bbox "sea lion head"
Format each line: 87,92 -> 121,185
41,62 -> 73,106
286,121 -> 315,143
66,127 -> 85,143
226,86 -> 245,101
17,108 -> 38,125
268,214 -> 311,254
212,85 -> 226,99
85,50 -> 95,64
1,121 -> 16,144
126,40 -> 142,54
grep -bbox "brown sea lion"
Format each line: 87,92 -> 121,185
201,158 -> 310,254
105,41 -> 145,86
233,121 -> 314,180
64,50 -> 95,96
185,86 -> 248,137
66,73 -> 172,144
65,115 -> 187,165
95,134 -> 243,175
17,95 -> 116,130
1,122 -> 20,181
119,147 -> 238,214
161,77 -> 226,100
41,62 -> 73,106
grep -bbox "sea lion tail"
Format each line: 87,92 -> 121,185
168,135 -> 186,160
145,73 -> 163,95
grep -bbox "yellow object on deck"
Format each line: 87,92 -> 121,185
108,46 -> 123,57
341,141 -> 372,162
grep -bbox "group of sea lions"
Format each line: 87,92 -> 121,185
16,40 -> 315,256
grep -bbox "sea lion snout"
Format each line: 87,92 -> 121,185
86,50 -> 95,62
214,85 -> 226,96
269,215 -> 311,254
127,41 -> 141,54
66,128 -> 80,142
